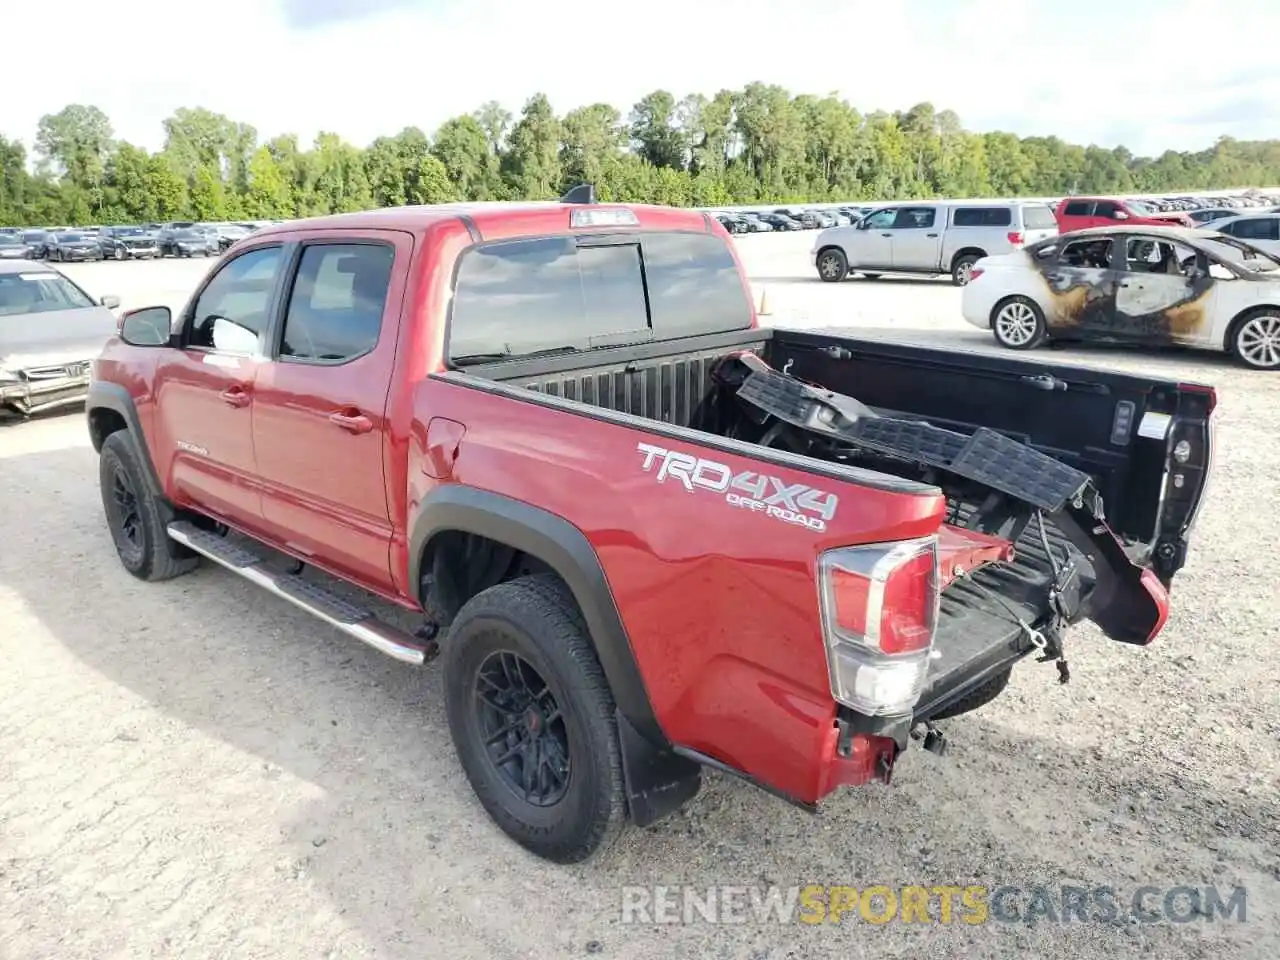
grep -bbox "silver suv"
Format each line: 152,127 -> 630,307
811,201 -> 1059,286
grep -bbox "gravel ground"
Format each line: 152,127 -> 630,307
2,239 -> 1277,959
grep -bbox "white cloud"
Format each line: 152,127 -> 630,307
4,0 -> 1280,158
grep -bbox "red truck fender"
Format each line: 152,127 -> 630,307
408,484 -> 703,825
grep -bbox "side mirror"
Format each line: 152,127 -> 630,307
1113,210 -> 1130,220
100,294 -> 121,310
119,306 -> 173,347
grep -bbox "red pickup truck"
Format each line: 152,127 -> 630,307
1055,196 -> 1195,232
86,189 -> 1216,863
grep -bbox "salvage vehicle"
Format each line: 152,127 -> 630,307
962,224 -> 1280,369
97,225 -> 161,260
0,261 -> 120,418
813,202 -> 1059,286
45,231 -> 104,262
87,190 -> 1215,863
1054,197 -> 1194,232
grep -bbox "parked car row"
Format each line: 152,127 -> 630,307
712,205 -> 877,235
0,220 -> 280,263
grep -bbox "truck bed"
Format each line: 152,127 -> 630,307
458,326 -> 1096,720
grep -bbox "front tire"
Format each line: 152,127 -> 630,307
99,432 -> 198,582
816,247 -> 848,283
114,247 -> 126,261
990,296 -> 1048,350
1228,309 -> 1280,370
443,574 -> 625,863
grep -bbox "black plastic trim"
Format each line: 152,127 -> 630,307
616,711 -> 702,826
409,484 -> 666,745
85,381 -> 163,498
673,746 -> 818,813
458,214 -> 481,243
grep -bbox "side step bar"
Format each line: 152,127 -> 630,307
167,521 -> 432,665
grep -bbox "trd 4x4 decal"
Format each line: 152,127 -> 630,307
637,442 -> 838,532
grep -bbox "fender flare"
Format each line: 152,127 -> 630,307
410,485 -> 664,745
85,381 -> 164,500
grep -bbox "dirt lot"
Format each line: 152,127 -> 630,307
2,240 -> 1277,959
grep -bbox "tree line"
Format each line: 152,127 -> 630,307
3,86 -> 1279,227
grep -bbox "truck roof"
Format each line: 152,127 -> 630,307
249,201 -> 717,242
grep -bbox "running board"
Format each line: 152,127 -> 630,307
167,521 -> 430,665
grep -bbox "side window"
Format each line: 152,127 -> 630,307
280,243 -> 395,362
1063,200 -> 1093,216
1060,238 -> 1113,269
953,207 -> 1012,227
1093,201 -> 1120,218
892,207 -> 936,229
1232,218 -> 1278,241
187,246 -> 283,353
861,208 -> 897,229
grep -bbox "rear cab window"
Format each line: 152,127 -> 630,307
448,230 -> 753,362
1062,200 -> 1093,217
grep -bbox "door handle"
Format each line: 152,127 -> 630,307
926,232 -> 939,238
1119,281 -> 1132,287
220,386 -> 251,408
328,410 -> 374,434
881,233 -> 892,237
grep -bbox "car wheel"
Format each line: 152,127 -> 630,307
114,247 -> 126,261
99,431 -> 198,582
1229,310 -> 1280,370
443,574 -> 625,864
951,254 -> 981,286
991,296 -> 1048,350
816,247 -> 848,283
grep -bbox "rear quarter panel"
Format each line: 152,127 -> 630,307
409,376 -> 946,803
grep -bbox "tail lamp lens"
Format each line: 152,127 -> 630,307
968,267 -> 985,283
818,536 -> 940,716
1007,231 -> 1024,245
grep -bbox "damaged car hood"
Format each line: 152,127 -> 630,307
0,307 -> 117,369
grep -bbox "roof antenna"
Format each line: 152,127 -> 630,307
560,183 -> 597,205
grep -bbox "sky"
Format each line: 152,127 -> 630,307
5,0 -> 1279,159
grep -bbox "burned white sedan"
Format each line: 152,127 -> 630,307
961,225 -> 1280,370
0,260 -> 120,419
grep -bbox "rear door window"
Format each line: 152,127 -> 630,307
279,243 -> 394,362
892,208 -> 936,229
1231,217 -> 1279,241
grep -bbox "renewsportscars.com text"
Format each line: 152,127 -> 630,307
620,884 -> 1248,926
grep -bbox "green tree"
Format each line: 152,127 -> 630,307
502,94 -> 562,199
243,145 -> 292,217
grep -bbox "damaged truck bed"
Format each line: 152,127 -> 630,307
487,326 -> 1213,728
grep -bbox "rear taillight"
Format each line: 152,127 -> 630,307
817,536 -> 940,716
1007,231 -> 1024,246
968,267 -> 985,283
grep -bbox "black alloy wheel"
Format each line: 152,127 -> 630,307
473,650 -> 571,807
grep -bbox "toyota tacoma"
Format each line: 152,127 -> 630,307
86,187 -> 1216,863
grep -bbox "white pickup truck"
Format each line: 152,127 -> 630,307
812,201 -> 1059,286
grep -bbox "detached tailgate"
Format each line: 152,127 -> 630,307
766,330 -> 1216,585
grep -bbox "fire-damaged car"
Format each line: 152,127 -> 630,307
86,190 -> 1216,863
963,225 -> 1280,369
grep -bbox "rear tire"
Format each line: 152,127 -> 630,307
990,296 -> 1047,350
815,247 -> 848,283
951,253 -> 981,286
99,432 -> 198,582
1228,309 -> 1280,370
443,574 -> 625,864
